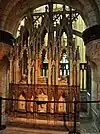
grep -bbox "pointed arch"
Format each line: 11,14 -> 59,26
40,25 -> 48,46
58,95 -> 66,112
23,49 -> 28,75
18,93 -> 26,110
60,50 -> 69,78
40,49 -> 48,76
37,92 -> 48,112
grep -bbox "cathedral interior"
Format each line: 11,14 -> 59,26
0,0 -> 100,133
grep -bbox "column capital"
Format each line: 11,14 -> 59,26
86,39 -> 100,65
82,25 -> 100,65
0,30 -> 15,60
0,30 -> 15,46
82,25 -> 100,45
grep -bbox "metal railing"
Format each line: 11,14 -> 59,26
0,97 -> 100,134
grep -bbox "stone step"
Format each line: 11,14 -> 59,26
0,126 -> 68,134
7,117 -> 73,132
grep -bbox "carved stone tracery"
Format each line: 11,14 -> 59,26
9,3 -> 81,120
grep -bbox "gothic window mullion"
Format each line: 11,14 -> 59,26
60,52 -> 69,78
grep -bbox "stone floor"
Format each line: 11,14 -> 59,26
0,126 -> 100,134
0,117 -> 100,134
0,126 -> 68,134
0,117 -> 69,134
80,118 -> 100,134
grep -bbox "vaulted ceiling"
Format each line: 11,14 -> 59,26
0,0 -> 100,36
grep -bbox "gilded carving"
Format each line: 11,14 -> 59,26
9,3 -> 81,120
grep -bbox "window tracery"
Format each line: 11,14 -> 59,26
60,50 -> 69,78
41,49 -> 48,76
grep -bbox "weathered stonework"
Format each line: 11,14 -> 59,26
82,23 -> 100,131
0,30 -> 14,129
85,39 -> 100,131
86,39 -> 100,63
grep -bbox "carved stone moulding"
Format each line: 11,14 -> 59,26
82,25 -> 100,45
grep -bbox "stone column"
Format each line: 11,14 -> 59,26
56,49 -> 59,85
76,61 -> 80,87
35,56 -> 38,84
69,47 -> 73,114
0,30 -> 14,129
9,58 -> 13,83
83,25 -> 100,131
9,48 -> 13,83
86,40 -> 100,99
28,59 -> 31,84
32,60 -> 35,84
48,55 -> 51,85
15,58 -> 20,84
69,46 -> 73,86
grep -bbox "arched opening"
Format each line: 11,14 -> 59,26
7,2 -> 95,132
9,1 -> 86,113
60,50 -> 69,78
41,49 -> 48,76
